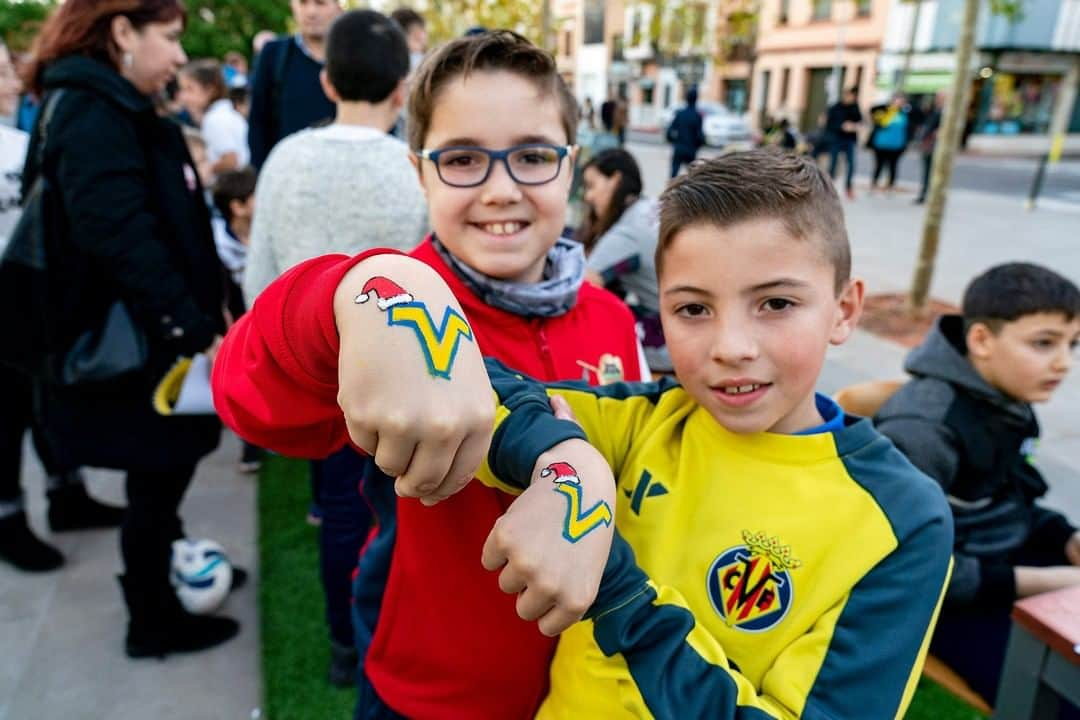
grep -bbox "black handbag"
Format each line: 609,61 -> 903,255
0,90 -> 147,385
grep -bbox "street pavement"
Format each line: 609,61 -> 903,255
2,142 -> 1079,719
627,128 -> 1080,208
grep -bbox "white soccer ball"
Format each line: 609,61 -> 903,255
170,538 -> 233,615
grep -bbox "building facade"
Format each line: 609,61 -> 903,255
879,0 -> 1080,154
750,0 -> 891,132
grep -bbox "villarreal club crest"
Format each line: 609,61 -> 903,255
707,530 -> 802,632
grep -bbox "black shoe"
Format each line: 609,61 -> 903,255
913,196 -> 926,205
230,566 -> 248,592
328,640 -> 358,688
119,574 -> 240,659
47,482 -> 126,532
0,512 -> 64,572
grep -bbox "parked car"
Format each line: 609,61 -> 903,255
659,102 -> 752,147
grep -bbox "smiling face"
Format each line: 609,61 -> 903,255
413,70 -> 575,283
967,312 -> 1080,403
660,218 -> 863,434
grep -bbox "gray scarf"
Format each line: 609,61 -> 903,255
432,235 -> 585,318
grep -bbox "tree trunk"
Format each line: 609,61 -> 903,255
541,0 -> 552,52
906,0 -> 980,315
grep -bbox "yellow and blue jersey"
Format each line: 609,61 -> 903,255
480,360 -> 954,719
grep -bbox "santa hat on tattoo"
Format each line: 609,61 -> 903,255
354,276 -> 415,310
540,462 -> 579,485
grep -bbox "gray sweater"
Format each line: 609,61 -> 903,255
244,124 -> 429,303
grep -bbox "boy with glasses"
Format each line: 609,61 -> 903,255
215,31 -> 644,718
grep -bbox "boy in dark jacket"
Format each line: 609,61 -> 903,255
875,262 -> 1080,704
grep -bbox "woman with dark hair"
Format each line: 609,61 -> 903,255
20,0 -> 239,657
579,148 -> 669,372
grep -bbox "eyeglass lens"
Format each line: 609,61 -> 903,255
436,145 -> 563,187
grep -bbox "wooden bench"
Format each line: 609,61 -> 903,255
994,585 -> 1080,718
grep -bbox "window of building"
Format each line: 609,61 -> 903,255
856,0 -> 872,17
584,0 -> 604,44
812,0 -> 832,21
780,67 -> 790,103
778,0 -> 790,25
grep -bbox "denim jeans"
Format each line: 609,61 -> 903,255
828,137 -> 856,191
312,445 -> 373,647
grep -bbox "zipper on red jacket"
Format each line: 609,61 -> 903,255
532,320 -> 558,378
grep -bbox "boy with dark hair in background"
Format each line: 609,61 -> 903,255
243,8 -> 427,686
876,262 -> 1080,706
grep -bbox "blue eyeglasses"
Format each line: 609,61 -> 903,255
417,143 -> 574,188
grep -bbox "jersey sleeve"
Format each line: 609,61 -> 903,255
212,248 -> 403,458
583,507 -> 953,719
476,358 -> 673,495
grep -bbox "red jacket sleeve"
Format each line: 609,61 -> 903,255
212,249 -> 403,458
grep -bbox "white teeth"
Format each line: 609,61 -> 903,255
482,222 -> 522,236
722,384 -> 761,395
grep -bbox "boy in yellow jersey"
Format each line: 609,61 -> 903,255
311,149 -> 954,719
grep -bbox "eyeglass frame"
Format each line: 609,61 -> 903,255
416,143 -> 575,188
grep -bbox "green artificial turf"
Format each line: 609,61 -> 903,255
259,455 -> 355,720
259,456 -> 986,720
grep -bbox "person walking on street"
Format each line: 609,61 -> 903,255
914,92 -> 944,204
20,0 -> 240,657
825,87 -> 862,199
248,0 -> 341,169
868,94 -> 911,193
666,86 -> 705,178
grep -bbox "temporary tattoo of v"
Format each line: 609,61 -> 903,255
541,462 -> 613,543
386,302 -> 473,379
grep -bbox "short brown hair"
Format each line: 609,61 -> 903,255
657,149 -> 850,294
406,30 -> 577,151
180,58 -> 227,104
23,0 -> 186,96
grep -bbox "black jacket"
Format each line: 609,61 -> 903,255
875,316 -> 1076,609
247,37 -> 334,169
24,56 -> 224,472
666,105 -> 705,156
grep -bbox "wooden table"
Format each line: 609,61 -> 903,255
994,585 -> 1080,719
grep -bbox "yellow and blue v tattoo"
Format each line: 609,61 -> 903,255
540,462 -> 613,543
355,276 -> 473,380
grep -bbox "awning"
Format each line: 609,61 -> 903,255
876,70 -> 954,93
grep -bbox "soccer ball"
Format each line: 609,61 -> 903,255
170,538 -> 233,615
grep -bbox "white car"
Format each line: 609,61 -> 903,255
702,107 -> 752,147
660,102 -> 752,148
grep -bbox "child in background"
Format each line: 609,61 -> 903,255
876,262 -> 1080,706
181,126 -> 213,191
214,29 -> 645,718
251,148 -> 953,718
177,59 -> 249,179
209,167 -> 260,474
211,167 -> 256,287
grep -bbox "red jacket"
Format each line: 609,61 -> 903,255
214,239 -> 642,719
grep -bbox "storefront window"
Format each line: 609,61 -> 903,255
975,72 -> 1059,135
